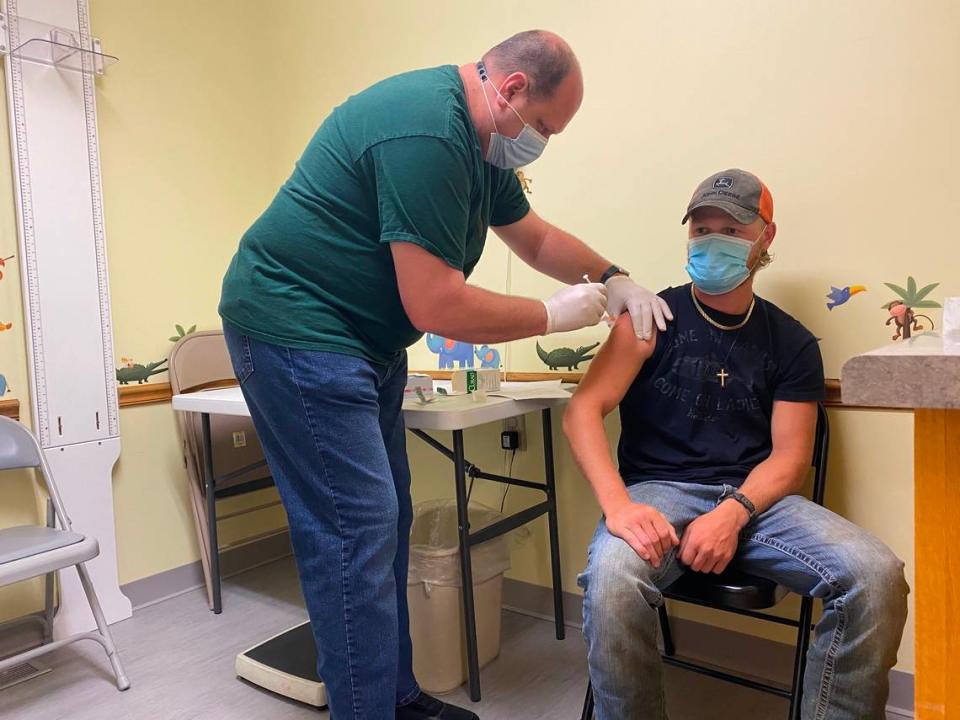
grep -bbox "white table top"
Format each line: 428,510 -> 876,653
171,382 -> 572,431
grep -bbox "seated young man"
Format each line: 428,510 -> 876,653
564,169 -> 908,720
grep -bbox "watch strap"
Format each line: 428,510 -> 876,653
721,488 -> 758,519
599,265 -> 629,284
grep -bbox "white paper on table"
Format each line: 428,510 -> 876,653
488,380 -> 573,400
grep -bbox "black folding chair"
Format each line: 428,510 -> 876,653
581,403 -> 829,720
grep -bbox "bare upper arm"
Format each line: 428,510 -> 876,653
571,314 -> 657,417
770,400 -> 818,469
389,242 -> 465,331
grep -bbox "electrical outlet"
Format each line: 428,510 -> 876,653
502,414 -> 526,451
232,431 -> 247,448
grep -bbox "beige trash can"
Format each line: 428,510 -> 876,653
407,500 -> 523,694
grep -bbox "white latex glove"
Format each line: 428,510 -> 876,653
542,283 -> 608,335
605,276 -> 674,340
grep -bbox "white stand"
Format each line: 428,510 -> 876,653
44,440 -> 126,635
2,0 -> 130,636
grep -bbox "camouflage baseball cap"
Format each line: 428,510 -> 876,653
681,169 -> 774,225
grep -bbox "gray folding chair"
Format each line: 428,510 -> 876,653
0,416 -> 129,691
169,330 -> 276,613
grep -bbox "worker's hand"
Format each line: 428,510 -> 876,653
677,501 -> 748,574
605,276 -> 673,340
605,500 -> 679,569
542,283 -> 608,334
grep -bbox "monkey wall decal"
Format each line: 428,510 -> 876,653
881,277 -> 941,341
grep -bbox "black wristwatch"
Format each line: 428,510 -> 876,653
719,486 -> 758,520
599,265 -> 629,284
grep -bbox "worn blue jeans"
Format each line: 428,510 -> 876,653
223,323 -> 419,720
578,481 -> 908,720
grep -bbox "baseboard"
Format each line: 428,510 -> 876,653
501,574 -> 585,630
0,616 -> 48,661
503,577 -> 914,718
120,529 -> 294,610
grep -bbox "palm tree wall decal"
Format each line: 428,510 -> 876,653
882,276 -> 941,340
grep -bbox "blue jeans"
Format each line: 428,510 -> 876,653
578,481 -> 908,720
223,323 -> 419,719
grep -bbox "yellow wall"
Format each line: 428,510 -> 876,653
3,0 -> 957,677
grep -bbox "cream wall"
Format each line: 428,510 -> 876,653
2,0 -> 957,677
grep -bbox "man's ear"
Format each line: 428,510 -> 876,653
763,221 -> 777,251
500,71 -> 529,102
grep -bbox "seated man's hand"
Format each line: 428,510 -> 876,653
678,501 -> 750,574
606,501 -> 679,569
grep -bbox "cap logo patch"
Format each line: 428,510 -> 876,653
714,177 -> 734,189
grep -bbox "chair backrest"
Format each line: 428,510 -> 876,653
168,330 -> 271,493
810,403 -> 830,506
0,416 -> 74,530
0,416 -> 43,471
169,330 -> 238,396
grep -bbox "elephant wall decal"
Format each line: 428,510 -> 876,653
425,334 -> 475,369
475,344 -> 501,369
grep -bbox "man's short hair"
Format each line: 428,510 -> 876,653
482,30 -> 576,100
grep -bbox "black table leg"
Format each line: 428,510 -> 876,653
453,429 -> 482,701
542,409 -> 565,639
202,413 -> 222,614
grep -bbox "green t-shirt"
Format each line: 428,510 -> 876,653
219,64 -> 530,365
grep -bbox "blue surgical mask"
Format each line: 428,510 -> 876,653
477,62 -> 548,169
685,233 -> 760,295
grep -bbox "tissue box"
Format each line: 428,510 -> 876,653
404,374 -> 434,399
945,297 -> 960,337
451,369 -> 501,393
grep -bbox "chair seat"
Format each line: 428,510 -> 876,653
0,526 -> 98,586
0,525 -> 85,564
664,567 -> 788,610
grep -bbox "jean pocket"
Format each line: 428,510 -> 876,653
232,334 -> 255,384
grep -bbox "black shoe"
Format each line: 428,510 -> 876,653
396,691 -> 479,720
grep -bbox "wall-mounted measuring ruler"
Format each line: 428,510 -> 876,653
2,0 -> 131,635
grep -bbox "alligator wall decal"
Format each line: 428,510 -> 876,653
117,358 -> 168,384
536,342 -> 600,371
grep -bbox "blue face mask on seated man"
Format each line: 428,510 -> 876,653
684,232 -> 762,295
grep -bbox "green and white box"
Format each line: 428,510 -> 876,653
451,368 -> 501,394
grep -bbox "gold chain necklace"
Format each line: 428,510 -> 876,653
690,284 -> 755,331
690,285 -> 755,389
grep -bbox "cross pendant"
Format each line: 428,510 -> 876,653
717,368 -> 729,388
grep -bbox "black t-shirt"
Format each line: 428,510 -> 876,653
618,283 -> 824,487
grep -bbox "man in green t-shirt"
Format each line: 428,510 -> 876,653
219,30 -> 671,720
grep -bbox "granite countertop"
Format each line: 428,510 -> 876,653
841,332 -> 960,409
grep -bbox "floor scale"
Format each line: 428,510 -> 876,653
236,621 -> 328,707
